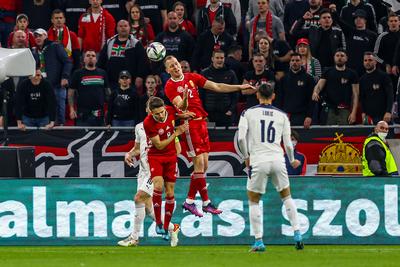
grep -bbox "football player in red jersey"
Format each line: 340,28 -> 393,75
163,55 -> 255,217
143,96 -> 189,239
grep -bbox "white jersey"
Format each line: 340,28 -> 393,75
238,104 -> 293,164
134,123 -> 150,175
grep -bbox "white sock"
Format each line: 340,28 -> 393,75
202,199 -> 211,206
186,198 -> 194,204
283,197 -> 300,232
132,203 -> 145,239
168,222 -> 174,232
249,201 -> 263,240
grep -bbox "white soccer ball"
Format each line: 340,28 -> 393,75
146,42 -> 166,62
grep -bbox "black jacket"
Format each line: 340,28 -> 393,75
340,0 -> 377,33
200,65 -> 238,114
155,29 -> 195,62
197,3 -> 237,36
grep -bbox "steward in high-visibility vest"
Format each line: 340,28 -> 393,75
362,121 -> 398,176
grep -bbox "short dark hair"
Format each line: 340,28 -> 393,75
319,8 -> 331,17
258,83 -> 274,99
252,52 -> 265,59
290,52 -> 301,58
212,49 -> 225,57
227,45 -> 242,55
51,9 -> 65,18
364,51 -> 375,57
148,96 -> 165,110
388,12 -> 399,20
84,49 -> 97,55
291,129 -> 300,142
335,48 -> 347,55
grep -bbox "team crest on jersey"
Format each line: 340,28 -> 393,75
158,129 -> 165,135
177,86 -> 184,93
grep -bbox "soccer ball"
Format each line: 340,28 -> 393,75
146,42 -> 166,62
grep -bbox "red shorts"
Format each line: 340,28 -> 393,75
184,119 -> 210,157
148,155 -> 177,183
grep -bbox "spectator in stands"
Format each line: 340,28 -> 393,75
290,0 -> 323,35
69,50 -> 109,126
283,0 -> 309,34
98,20 -> 149,91
197,0 -> 237,36
250,35 -> 275,71
312,49 -> 359,125
277,53 -> 315,128
59,0 -> 88,33
247,0 -> 284,23
173,1 -> 197,38
48,9 -> 81,72
0,32 -> 27,128
359,52 -> 393,124
7,14 -> 35,48
340,0 -> 377,32
292,9 -> 346,70
180,60 -> 191,73
0,0 -> 21,47
225,45 -> 246,83
128,4 -> 155,48
248,0 -> 285,58
10,30 -> 27,49
155,11 -> 195,62
285,130 -> 307,176
192,16 -> 235,72
15,70 -> 56,130
78,0 -> 116,53
296,38 -> 322,80
168,0 -> 194,19
138,75 -> 165,122
378,13 -> 400,75
208,0 -> 242,32
362,120 -> 398,176
333,7 -> 377,76
32,28 -> 72,126
125,0 -> 167,34
243,53 -> 275,108
200,49 -> 238,127
106,70 -> 139,127
22,0 -> 61,30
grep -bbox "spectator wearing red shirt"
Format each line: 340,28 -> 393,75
173,1 -> 196,38
47,9 -> 81,72
78,0 -> 116,53
7,13 -> 35,48
0,0 -> 22,47
128,4 -> 155,48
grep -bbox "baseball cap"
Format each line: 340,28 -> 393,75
34,28 -> 47,37
119,70 -> 131,79
296,38 -> 309,46
353,9 -> 367,19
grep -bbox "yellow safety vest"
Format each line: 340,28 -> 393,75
362,135 -> 398,176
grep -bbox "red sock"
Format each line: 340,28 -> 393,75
187,172 -> 201,200
196,174 -> 209,202
152,189 -> 163,225
164,196 -> 175,231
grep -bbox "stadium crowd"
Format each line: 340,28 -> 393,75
0,0 -> 398,129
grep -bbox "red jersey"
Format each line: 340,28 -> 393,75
165,73 -> 208,118
143,106 -> 177,157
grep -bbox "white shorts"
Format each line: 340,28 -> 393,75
247,160 -> 290,194
137,170 -> 153,196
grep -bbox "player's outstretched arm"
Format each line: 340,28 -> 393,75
204,80 -> 256,93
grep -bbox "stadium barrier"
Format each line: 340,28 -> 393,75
0,126 -> 386,177
1,177 -> 400,245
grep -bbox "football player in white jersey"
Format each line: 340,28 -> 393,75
117,121 -> 181,247
238,83 -> 304,252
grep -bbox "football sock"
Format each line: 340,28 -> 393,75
186,172 -> 200,202
249,201 -> 263,239
282,196 -> 300,231
132,203 -> 145,240
195,173 -> 209,203
152,189 -> 163,226
164,196 -> 175,231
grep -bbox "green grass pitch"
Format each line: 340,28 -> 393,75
1,245 -> 399,267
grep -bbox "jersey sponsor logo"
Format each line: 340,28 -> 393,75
340,78 -> 348,85
158,128 -> 165,135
